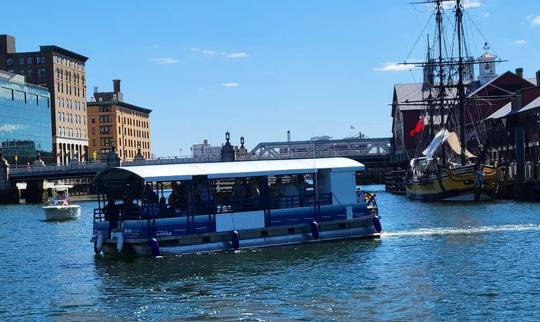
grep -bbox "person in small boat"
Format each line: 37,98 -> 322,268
52,191 -> 65,206
103,199 -> 120,236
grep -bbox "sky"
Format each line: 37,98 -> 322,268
2,0 -> 540,157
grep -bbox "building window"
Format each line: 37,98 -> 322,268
100,126 -> 112,134
27,57 -> 33,64
37,69 -> 46,78
99,115 -> 112,123
36,56 -> 45,64
6,58 -> 13,66
18,57 -> 25,65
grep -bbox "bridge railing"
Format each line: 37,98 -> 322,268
9,161 -> 107,176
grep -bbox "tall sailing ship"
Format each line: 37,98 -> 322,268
403,0 -> 499,201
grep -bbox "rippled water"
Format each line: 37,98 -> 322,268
1,185 -> 540,320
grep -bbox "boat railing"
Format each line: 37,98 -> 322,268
92,192 -> 335,223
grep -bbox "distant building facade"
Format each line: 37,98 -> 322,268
0,34 -> 89,164
192,139 -> 222,159
87,80 -> 151,161
0,70 -> 53,164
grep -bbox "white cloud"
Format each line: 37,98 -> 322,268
483,12 -> 490,17
222,82 -> 239,88
532,16 -> 540,26
374,61 -> 419,72
151,57 -> 179,64
515,39 -> 527,46
202,49 -> 217,56
191,48 -> 250,59
226,52 -> 249,59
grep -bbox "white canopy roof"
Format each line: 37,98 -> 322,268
95,157 -> 365,183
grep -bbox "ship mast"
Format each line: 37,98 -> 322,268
435,0 -> 446,161
455,0 -> 466,165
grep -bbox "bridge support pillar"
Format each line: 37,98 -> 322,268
0,153 -> 19,204
25,180 -> 46,204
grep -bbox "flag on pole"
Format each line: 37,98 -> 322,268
409,115 -> 425,137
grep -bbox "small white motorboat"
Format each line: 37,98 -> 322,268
42,185 -> 81,221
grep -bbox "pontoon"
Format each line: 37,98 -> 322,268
91,157 -> 381,256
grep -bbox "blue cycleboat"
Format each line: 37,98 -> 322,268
91,157 -> 381,256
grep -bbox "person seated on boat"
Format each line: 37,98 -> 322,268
53,191 -> 66,206
269,177 -> 284,208
103,199 -> 120,236
296,175 -> 311,206
177,182 -> 192,212
244,178 -> 260,210
194,178 -> 213,214
143,183 -> 159,204
120,197 -> 140,219
279,180 -> 300,208
232,178 -> 247,211
62,196 -> 71,206
168,181 -> 180,207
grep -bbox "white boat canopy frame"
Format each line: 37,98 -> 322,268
94,157 -> 365,185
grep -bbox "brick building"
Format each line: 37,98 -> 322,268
87,80 -> 151,161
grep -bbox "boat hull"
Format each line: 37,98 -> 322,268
405,165 -> 497,202
43,205 -> 81,221
96,216 -> 380,257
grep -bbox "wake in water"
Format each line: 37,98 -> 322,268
382,224 -> 540,238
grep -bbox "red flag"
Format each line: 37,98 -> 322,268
409,115 -> 425,137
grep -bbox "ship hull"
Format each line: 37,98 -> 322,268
405,165 -> 496,202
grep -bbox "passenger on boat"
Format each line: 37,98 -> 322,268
296,175 -> 311,205
245,178 -> 260,210
270,177 -> 284,208
280,180 -> 299,208
53,191 -> 66,206
194,178 -> 212,214
168,181 -> 180,206
103,199 -> 120,236
143,183 -> 159,203
120,197 -> 140,219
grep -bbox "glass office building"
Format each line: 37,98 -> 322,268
0,70 -> 53,165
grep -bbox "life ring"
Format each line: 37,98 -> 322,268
149,238 -> 160,256
94,231 -> 104,254
310,221 -> 320,240
231,230 -> 240,250
373,216 -> 382,233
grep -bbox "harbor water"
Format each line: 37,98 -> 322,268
1,185 -> 540,320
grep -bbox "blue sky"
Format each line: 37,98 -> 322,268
2,0 -> 540,157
